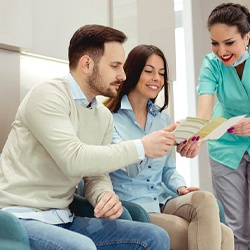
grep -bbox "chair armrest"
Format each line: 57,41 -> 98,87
0,210 -> 30,249
216,199 -> 227,225
70,194 -> 133,220
121,200 -> 151,223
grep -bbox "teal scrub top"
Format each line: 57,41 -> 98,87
197,51 -> 250,169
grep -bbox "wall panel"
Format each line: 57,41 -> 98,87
30,0 -> 110,59
0,49 -> 20,151
0,0 -> 31,51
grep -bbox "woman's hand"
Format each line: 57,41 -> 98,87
177,186 -> 200,195
176,137 -> 201,158
227,117 -> 250,136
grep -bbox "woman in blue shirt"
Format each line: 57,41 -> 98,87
196,3 -> 250,249
105,44 -> 234,250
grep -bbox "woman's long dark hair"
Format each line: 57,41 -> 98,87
104,44 -> 170,113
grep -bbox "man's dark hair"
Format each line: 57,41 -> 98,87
68,24 -> 127,69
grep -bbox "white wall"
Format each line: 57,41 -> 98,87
0,0 -> 31,51
20,55 -> 68,100
30,0 -> 110,60
0,49 -> 20,151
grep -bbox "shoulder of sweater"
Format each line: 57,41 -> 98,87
19,77 -> 72,110
35,77 -> 68,90
30,77 -> 70,96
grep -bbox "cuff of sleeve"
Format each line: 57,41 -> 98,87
133,139 -> 145,161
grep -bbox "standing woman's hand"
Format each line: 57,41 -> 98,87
227,118 -> 250,136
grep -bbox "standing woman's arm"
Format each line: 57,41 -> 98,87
197,94 -> 214,120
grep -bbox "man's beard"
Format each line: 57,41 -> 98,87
87,66 -> 119,98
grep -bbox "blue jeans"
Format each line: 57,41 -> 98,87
20,216 -> 169,250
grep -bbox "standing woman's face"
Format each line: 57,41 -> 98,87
209,23 -> 250,66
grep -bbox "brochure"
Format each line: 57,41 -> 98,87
173,115 -> 246,144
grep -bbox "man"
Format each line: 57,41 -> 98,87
0,24 -> 173,249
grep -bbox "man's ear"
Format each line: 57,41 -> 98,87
79,55 -> 94,74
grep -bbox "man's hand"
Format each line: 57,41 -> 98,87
94,192 -> 123,219
141,130 -> 176,158
177,186 -> 200,195
163,121 -> 181,132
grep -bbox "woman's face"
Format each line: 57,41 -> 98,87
133,54 -> 165,100
209,23 -> 249,66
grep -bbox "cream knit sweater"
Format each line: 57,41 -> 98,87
0,78 -> 138,211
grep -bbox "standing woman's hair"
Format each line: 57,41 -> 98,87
105,44 -> 170,113
207,3 -> 250,39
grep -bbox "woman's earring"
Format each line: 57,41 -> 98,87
245,34 -> 249,51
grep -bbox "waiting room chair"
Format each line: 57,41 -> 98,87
0,210 -> 30,250
73,179 -> 151,223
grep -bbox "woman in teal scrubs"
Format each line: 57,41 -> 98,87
196,3 -> 250,249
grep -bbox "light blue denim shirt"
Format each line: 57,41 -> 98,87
110,95 -> 186,213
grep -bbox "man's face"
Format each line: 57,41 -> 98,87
87,42 -> 126,98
